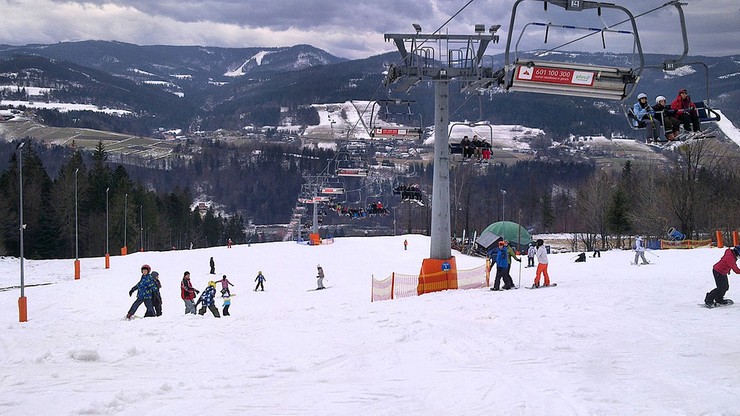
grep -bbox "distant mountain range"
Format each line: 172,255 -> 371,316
1,40 -> 739,138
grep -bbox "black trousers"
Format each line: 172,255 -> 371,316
255,281 -> 264,291
707,270 -> 730,303
199,304 -> 221,317
223,305 -> 230,316
677,112 -> 701,132
493,267 -> 514,290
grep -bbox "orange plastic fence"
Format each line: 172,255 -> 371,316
371,264 -> 488,302
659,239 -> 712,249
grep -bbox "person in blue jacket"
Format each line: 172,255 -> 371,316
490,240 -> 515,291
126,264 -> 157,319
195,281 -> 221,317
632,92 -> 660,141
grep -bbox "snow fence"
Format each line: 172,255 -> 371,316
371,261 -> 489,302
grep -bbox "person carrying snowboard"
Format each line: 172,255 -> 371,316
150,271 -> 163,316
218,274 -> 234,296
316,264 -> 326,290
180,271 -> 199,314
254,271 -> 266,291
195,281 -> 220,317
705,245 -> 740,307
126,264 -> 157,319
633,236 -> 649,265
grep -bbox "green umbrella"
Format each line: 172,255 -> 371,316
482,221 -> 532,247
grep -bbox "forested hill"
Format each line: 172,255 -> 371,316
1,42 -> 739,137
0,139 -> 335,258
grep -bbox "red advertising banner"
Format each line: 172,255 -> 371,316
516,66 -> 595,86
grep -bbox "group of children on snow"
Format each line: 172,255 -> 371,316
632,88 -> 702,142
126,262 -> 328,318
126,264 -> 240,319
489,238 -> 552,290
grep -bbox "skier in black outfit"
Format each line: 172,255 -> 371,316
209,257 -> 215,274
150,271 -> 163,316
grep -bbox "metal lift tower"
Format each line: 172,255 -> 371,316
384,24 -> 499,281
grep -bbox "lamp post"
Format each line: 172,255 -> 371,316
123,193 -> 128,255
140,205 -> 143,252
500,189 -> 507,223
74,168 -> 80,280
105,187 -> 110,269
18,142 -> 27,322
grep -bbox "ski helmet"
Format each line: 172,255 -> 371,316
141,264 -> 151,272
733,246 -> 740,256
655,95 -> 666,104
637,93 -> 647,100
208,281 -> 216,287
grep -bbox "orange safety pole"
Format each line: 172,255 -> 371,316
74,259 -> 80,280
716,231 -> 724,248
105,253 -> 110,269
391,272 -> 395,300
18,296 -> 27,322
733,231 -> 739,247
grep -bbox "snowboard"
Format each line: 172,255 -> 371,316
700,299 -> 734,309
526,283 -> 558,289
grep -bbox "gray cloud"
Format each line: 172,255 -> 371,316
0,0 -> 737,59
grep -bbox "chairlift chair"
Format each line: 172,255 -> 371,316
369,99 -> 424,140
502,0 -> 645,101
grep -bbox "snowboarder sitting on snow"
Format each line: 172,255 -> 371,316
490,240 -> 515,291
254,271 -> 266,291
575,253 -> 586,263
704,246 -> 740,307
126,264 -> 158,319
633,236 -> 649,265
316,264 -> 326,290
180,271 -> 199,315
195,281 -> 221,317
150,271 -> 163,316
218,274 -> 234,296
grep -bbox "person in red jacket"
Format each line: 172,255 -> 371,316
670,88 -> 701,133
180,271 -> 199,314
705,246 -> 740,307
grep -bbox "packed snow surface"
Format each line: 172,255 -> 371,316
1,235 -> 739,415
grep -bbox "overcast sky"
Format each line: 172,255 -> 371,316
0,0 -> 737,60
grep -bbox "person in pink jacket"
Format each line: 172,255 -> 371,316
705,246 -> 740,307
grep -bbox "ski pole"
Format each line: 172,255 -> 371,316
646,249 -> 660,257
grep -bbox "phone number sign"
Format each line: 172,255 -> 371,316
516,66 -> 595,86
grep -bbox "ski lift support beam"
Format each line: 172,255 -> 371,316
384,25 -> 501,260
503,0 -> 645,101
